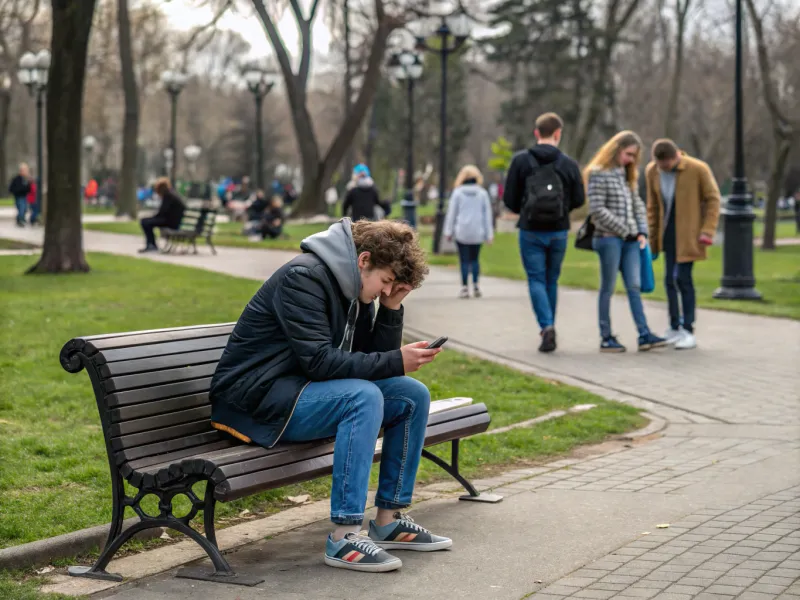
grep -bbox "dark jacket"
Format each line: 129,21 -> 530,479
155,189 -> 186,229
8,175 -> 31,198
503,144 -> 585,231
343,177 -> 381,222
246,196 -> 269,221
209,219 -> 406,448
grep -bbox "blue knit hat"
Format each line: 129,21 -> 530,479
353,163 -> 370,178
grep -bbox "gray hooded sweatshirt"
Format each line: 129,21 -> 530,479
443,183 -> 494,245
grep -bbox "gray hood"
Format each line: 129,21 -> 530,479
300,218 -> 361,301
300,218 -> 362,351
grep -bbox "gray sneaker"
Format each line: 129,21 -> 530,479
369,512 -> 453,552
325,532 -> 402,572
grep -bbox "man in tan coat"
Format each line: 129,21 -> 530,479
646,139 -> 720,350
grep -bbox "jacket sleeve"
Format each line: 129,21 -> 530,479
699,164 -> 722,236
443,189 -> 459,238
273,266 -> 405,381
568,161 -> 586,211
503,156 -> 524,214
364,304 -> 404,352
342,190 -> 353,217
633,189 -> 648,236
483,190 -> 494,242
588,172 -> 630,237
645,165 -> 658,238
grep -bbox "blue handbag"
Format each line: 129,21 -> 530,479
641,244 -> 655,294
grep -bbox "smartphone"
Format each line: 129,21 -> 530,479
426,336 -> 448,349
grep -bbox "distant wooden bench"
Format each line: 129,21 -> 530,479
61,323 -> 499,586
161,208 -> 217,255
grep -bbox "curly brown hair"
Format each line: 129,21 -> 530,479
351,220 -> 429,289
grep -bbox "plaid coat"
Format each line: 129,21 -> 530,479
587,167 -> 648,238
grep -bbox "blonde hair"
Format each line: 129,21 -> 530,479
453,164 -> 483,188
583,130 -> 643,192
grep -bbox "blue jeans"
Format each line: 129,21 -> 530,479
456,242 -> 481,286
14,196 -> 27,224
663,210 -> 696,332
281,376 -> 431,525
593,236 -> 650,338
519,230 -> 568,330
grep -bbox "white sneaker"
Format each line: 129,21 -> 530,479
674,330 -> 697,350
664,328 -> 683,344
458,287 -> 470,299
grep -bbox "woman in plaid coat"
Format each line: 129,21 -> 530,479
584,131 -> 668,353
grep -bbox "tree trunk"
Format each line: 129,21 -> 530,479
116,0 -> 139,218
664,0 -> 690,139
0,91 -> 10,187
761,135 -> 791,250
27,0 -> 97,274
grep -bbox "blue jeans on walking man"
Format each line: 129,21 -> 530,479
592,236 -> 650,338
456,242 -> 482,288
281,376 -> 430,525
519,230 -> 568,330
14,196 -> 27,225
663,209 -> 695,333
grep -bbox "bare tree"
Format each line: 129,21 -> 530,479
663,0 -> 694,138
0,0 -> 44,184
743,0 -> 796,249
28,0 -> 97,274
116,0 -> 138,217
252,0 -> 403,215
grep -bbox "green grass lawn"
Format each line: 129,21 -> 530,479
753,218 -> 797,240
0,238 -> 38,250
0,253 -> 641,554
0,197 -> 12,206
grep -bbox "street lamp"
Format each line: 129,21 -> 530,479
160,70 -> 188,184
163,147 -> 174,181
82,135 -> 96,192
183,144 -> 201,180
409,3 -> 472,253
18,48 -> 50,222
713,0 -> 761,300
242,63 -> 278,191
389,50 -> 424,229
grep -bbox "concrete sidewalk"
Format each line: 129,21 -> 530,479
1,224 -> 798,599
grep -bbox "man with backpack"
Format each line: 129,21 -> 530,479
503,112 -> 585,352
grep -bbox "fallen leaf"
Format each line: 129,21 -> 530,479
287,494 -> 310,504
641,531 -> 651,535
160,531 -> 171,540
0,419 -> 12,425
657,524 -> 670,529
239,509 -> 251,517
534,579 -> 543,584
36,566 -> 54,575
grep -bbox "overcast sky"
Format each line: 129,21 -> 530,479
159,0 -> 333,61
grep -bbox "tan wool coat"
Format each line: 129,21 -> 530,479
646,154 -> 721,263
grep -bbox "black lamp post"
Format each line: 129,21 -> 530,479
18,49 -> 50,223
243,64 -> 277,191
713,0 -> 761,300
410,7 -> 472,253
389,50 -> 424,229
160,70 -> 188,184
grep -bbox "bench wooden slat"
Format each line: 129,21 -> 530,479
100,348 -> 225,378
110,393 -> 210,423
110,406 -> 212,436
105,363 -> 218,393
100,336 -> 230,364
115,430 -> 222,465
85,325 -> 233,352
122,439 -> 236,473
106,377 -> 212,408
111,419 -> 213,451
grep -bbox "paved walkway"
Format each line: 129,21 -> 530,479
1,224 -> 798,599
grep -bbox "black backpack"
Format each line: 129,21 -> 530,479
520,152 -> 566,227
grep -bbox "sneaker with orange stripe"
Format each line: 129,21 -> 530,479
369,512 -> 453,552
324,532 -> 402,572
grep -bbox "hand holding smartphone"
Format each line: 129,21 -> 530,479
426,336 -> 448,349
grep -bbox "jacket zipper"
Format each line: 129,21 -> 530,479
270,379 -> 311,448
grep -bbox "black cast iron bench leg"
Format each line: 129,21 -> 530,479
421,439 -> 503,503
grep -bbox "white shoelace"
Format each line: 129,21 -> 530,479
393,512 -> 430,534
344,532 -> 382,556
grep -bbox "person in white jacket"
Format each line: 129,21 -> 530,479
444,165 -> 494,298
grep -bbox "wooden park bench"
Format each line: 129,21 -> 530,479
60,323 -> 500,586
161,208 -> 218,255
